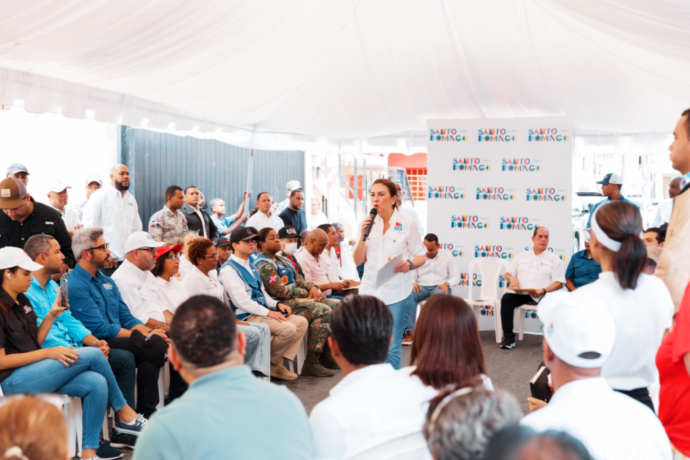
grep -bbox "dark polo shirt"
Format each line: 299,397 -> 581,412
0,288 -> 40,383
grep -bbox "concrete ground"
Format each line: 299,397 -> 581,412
277,330 -> 544,415
114,331 -> 542,459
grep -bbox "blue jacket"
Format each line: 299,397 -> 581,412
565,250 -> 602,289
67,265 -> 142,339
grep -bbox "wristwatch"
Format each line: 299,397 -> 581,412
407,260 -> 414,271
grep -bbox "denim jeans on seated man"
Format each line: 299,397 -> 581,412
238,323 -> 271,378
405,286 -> 446,334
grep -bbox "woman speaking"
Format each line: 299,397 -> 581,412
353,178 -> 426,369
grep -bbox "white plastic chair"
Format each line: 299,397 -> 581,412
344,432 -> 429,460
463,258 -> 510,343
287,332 -> 308,375
516,304 -> 538,340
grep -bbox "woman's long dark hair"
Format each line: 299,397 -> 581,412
410,295 -> 487,390
250,192 -> 270,217
594,201 -> 646,290
0,267 -> 21,316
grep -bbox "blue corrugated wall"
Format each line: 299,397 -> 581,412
120,127 -> 305,224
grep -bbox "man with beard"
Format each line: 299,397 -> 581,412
82,164 -> 143,275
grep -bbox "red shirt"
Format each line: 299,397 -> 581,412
657,283 -> 690,455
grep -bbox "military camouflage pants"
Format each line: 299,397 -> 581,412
284,298 -> 339,354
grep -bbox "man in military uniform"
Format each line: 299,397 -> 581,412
149,185 -> 188,245
254,227 -> 339,377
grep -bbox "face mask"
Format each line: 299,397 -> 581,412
283,242 -> 298,256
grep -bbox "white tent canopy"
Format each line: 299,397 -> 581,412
1,0 -> 688,153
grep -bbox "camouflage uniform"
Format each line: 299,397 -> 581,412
254,251 -> 338,355
148,206 -> 188,245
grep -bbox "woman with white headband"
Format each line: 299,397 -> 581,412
575,201 -> 674,411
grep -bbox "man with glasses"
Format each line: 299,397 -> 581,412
112,232 -> 174,331
68,227 -> 173,419
219,227 -> 308,381
0,177 -> 76,267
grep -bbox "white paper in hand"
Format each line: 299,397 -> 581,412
375,253 -> 404,290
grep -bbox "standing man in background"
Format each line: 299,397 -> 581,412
652,176 -> 683,227
149,185 -> 189,245
46,179 -> 81,236
279,188 -> 307,237
275,180 -> 302,216
181,185 -> 218,241
75,174 -> 102,222
210,192 -> 250,236
82,164 -> 142,275
5,163 -> 30,186
586,173 -> 638,227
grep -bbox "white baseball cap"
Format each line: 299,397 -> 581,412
125,232 -> 166,253
85,175 -> 102,186
537,292 -> 616,369
597,172 -> 623,185
48,179 -> 72,193
286,180 -> 301,191
0,247 -> 44,271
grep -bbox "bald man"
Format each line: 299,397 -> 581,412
296,229 -> 348,297
82,164 -> 143,272
652,176 -> 683,227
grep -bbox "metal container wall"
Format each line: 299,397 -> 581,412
121,127 -> 305,224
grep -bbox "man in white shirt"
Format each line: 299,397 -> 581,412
500,227 -> 565,349
310,295 -> 437,460
74,174 -> 102,222
332,223 -> 359,281
46,179 -> 82,236
318,224 -> 359,295
652,176 -> 683,227
404,233 -> 460,342
112,232 -> 173,331
219,227 -> 308,381
82,164 -> 143,272
522,294 -> 672,460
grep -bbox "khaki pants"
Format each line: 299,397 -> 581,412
246,314 -> 308,365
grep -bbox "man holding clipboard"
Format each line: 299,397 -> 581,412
500,227 -> 565,350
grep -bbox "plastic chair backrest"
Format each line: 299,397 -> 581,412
344,432 -> 428,460
466,258 -> 509,301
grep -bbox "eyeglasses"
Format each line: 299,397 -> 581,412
88,243 -> 109,252
137,247 -> 157,254
166,253 -> 180,261
205,253 -> 219,260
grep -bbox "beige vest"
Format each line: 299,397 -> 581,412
656,188 -> 690,312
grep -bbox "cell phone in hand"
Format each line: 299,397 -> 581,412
60,271 -> 70,309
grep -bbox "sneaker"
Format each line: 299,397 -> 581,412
500,341 -> 516,349
402,331 -> 414,346
96,440 -> 124,460
270,364 -> 298,381
113,414 -> 147,436
109,431 -> 137,449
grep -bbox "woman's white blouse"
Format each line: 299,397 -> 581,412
358,209 -> 425,305
156,275 -> 190,313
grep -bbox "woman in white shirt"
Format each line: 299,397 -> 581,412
246,192 -> 284,233
152,243 -> 189,313
353,178 -> 426,369
403,295 -> 493,392
575,201 -> 674,411
181,238 -> 224,299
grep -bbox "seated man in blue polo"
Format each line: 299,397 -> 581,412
68,227 -> 171,420
586,173 -> 639,227
565,230 -> 602,291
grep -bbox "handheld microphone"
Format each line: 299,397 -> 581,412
363,208 -> 378,242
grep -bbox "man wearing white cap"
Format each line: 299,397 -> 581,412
75,174 -> 102,222
275,180 -> 302,216
5,163 -> 29,186
47,179 -> 82,236
522,294 -> 672,460
112,232 -> 173,332
586,172 -> 638,227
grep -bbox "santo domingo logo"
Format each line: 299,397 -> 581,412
430,128 -> 467,142
478,128 -> 516,142
500,217 -> 538,231
474,245 -> 514,259
476,186 -> 515,201
528,128 -> 569,142
428,186 -> 465,200
451,215 -> 489,229
440,243 -> 463,257
459,272 -> 481,287
526,187 -> 567,202
502,158 -> 541,172
453,158 -> 491,172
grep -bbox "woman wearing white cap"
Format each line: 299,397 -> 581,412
575,201 -> 674,411
0,247 -> 147,460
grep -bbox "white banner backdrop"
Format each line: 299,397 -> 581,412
427,117 -> 573,333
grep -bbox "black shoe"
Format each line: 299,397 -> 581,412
109,431 -> 138,450
97,440 -> 124,459
500,341 -> 516,349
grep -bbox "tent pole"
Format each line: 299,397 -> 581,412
244,149 -> 254,215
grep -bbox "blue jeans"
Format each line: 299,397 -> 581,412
239,323 -> 271,378
385,293 -> 416,370
0,347 -> 127,450
406,286 -> 446,333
